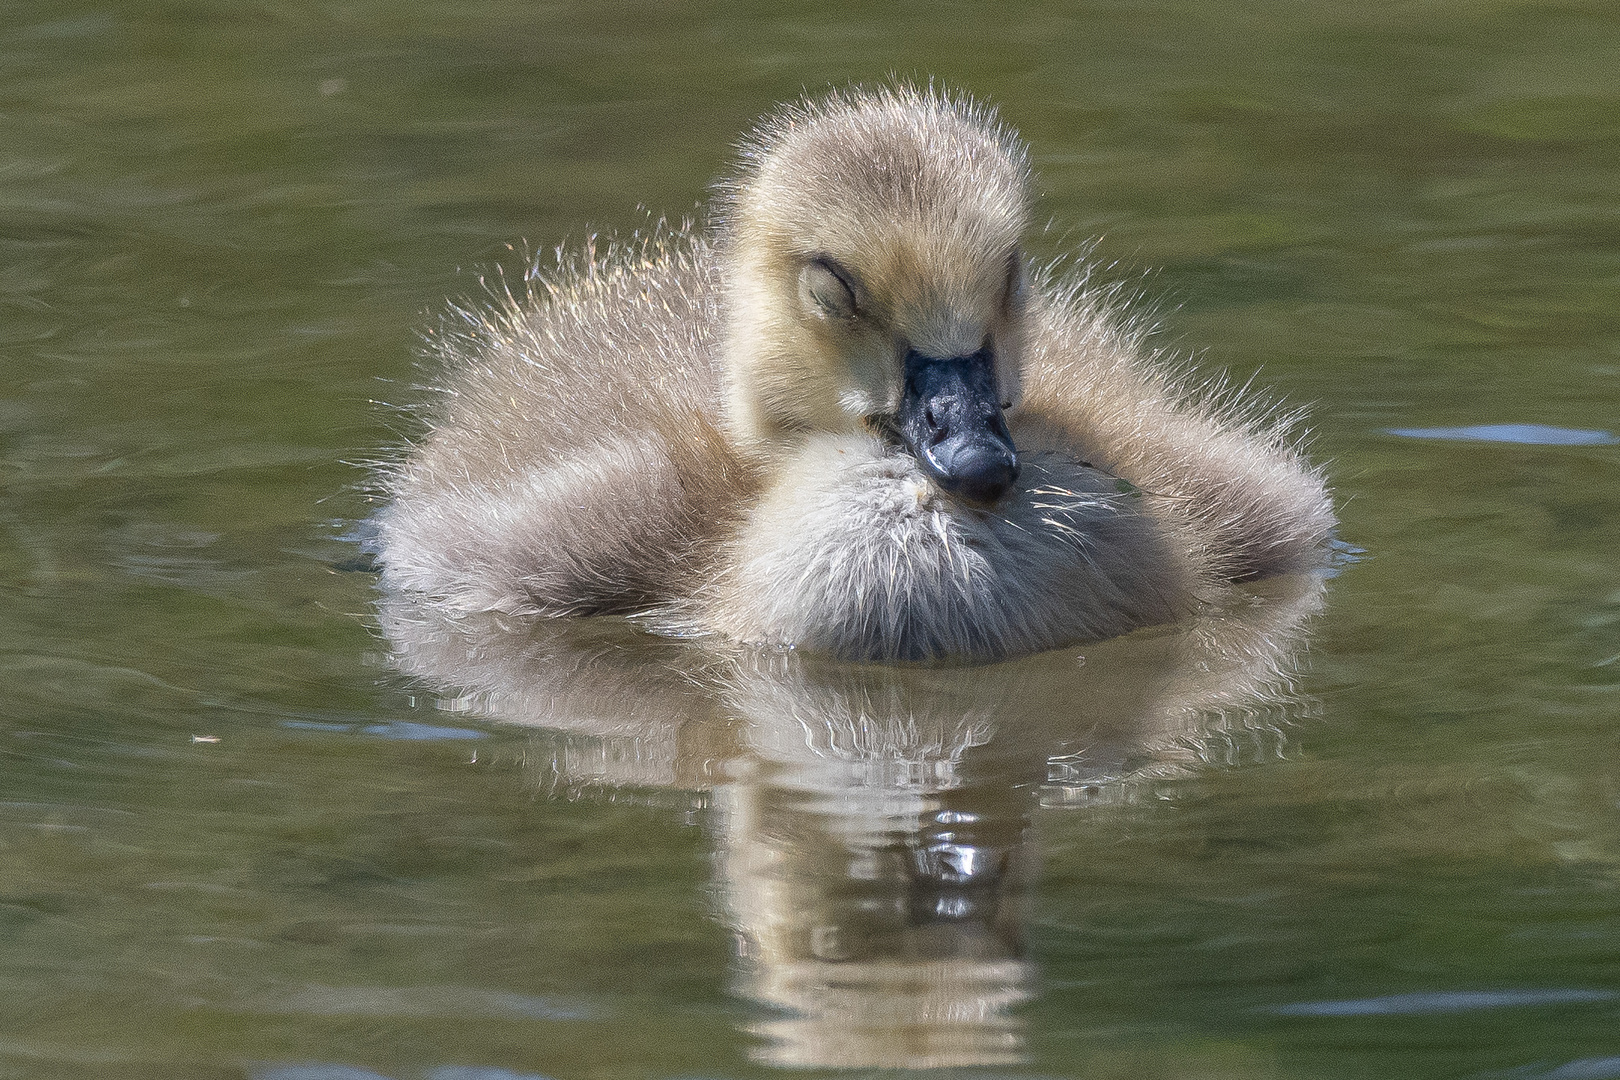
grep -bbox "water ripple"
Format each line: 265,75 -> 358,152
1271,988 -> 1616,1016
1512,1058 -> 1620,1080
251,1068 -> 397,1080
1388,424 -> 1617,446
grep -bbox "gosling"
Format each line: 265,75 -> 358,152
373,85 -> 1336,662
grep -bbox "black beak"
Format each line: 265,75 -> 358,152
896,347 -> 1019,506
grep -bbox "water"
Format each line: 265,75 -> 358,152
3,1 -> 1618,1077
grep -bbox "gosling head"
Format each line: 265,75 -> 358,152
718,86 -> 1033,507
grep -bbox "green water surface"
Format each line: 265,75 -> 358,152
3,2 -> 1619,1078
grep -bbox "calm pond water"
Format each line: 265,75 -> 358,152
3,2 -> 1619,1078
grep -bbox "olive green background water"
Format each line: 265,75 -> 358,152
3,1 -> 1619,1078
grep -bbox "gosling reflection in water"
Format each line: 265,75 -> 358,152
717,656 -> 1041,1067
378,572 -> 1325,1069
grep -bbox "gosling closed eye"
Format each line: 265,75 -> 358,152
799,258 -> 860,320
1003,248 -> 1027,314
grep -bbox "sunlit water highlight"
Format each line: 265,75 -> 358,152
1388,424 -> 1617,446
